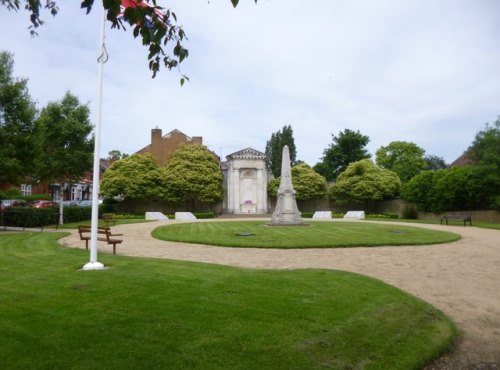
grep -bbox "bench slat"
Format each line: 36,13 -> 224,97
77,225 -> 123,254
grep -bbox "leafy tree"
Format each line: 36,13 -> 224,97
265,125 -> 297,177
314,129 -> 371,182
403,166 -> 500,212
268,163 -> 327,201
162,144 -> 223,205
2,0 -> 256,79
375,141 -> 427,183
329,159 -> 401,202
0,51 -> 37,185
35,92 -> 94,186
424,155 -> 447,170
468,117 -> 500,169
401,170 -> 446,212
107,150 -> 129,162
100,153 -> 163,199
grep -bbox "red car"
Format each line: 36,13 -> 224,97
0,199 -> 29,210
29,200 -> 55,208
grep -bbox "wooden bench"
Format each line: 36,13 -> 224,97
102,213 -> 117,226
440,215 -> 472,226
77,225 -> 123,254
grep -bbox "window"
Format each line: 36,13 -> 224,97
21,184 -> 32,196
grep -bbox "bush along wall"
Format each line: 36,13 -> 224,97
1,206 -> 104,228
2,208 -> 59,228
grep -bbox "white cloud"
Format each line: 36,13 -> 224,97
1,0 -> 499,166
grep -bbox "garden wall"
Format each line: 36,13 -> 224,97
418,210 -> 500,223
111,198 -> 222,215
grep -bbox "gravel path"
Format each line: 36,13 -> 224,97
60,219 -> 500,369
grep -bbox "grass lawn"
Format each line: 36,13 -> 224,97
152,221 -> 460,248
0,232 -> 456,369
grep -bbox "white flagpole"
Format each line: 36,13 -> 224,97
83,5 -> 107,270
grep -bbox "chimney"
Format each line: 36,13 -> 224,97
152,127 -> 162,146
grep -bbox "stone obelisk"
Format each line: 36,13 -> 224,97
271,145 -> 303,225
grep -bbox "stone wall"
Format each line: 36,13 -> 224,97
112,198 -> 222,215
418,210 -> 500,223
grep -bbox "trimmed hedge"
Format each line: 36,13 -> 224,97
367,213 -> 399,219
0,205 -> 107,228
193,212 -> 215,219
1,208 -> 59,228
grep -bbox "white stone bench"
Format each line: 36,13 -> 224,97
145,212 -> 168,220
343,211 -> 365,220
175,212 -> 197,220
312,211 -> 332,219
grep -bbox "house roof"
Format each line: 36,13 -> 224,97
226,147 -> 266,160
449,151 -> 476,167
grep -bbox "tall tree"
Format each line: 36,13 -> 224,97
424,155 -> 447,170
329,159 -> 400,202
35,92 -> 94,187
100,153 -> 163,199
0,51 -> 37,185
375,141 -> 427,183
2,0 -> 256,80
162,144 -> 223,205
265,124 -> 297,177
107,150 -> 129,162
314,129 -> 371,182
268,163 -> 327,201
468,117 -> 500,169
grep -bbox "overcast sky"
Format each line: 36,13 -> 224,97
2,0 -> 499,166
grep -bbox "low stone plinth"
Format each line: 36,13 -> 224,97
145,212 -> 168,220
175,212 -> 197,220
343,211 -> 365,220
313,211 -> 332,219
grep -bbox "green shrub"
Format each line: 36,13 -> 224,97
62,206 -> 94,223
114,213 -> 145,220
4,188 -> 22,198
21,194 -> 52,202
2,208 -> 59,228
301,212 -> 314,218
367,213 -> 399,219
193,212 -> 215,219
332,212 -> 344,218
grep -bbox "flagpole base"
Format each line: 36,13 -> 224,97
82,261 -> 105,270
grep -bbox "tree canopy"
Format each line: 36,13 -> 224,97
100,153 -> 164,199
268,163 -> 327,201
402,166 -> 500,212
375,141 -> 427,183
107,150 -> 129,162
329,159 -> 401,202
314,129 -> 371,182
0,51 -> 37,184
161,144 -> 223,204
424,155 -> 447,171
265,125 -> 297,178
35,92 -> 94,185
468,117 -> 500,169
2,0 -> 257,79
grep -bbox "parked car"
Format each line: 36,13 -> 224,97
78,200 -> 93,207
61,200 -> 80,207
29,200 -> 55,208
78,199 -> 103,207
0,199 -> 29,210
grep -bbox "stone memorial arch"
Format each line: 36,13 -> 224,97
223,148 -> 269,214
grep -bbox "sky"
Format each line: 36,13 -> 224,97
1,0 -> 499,166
